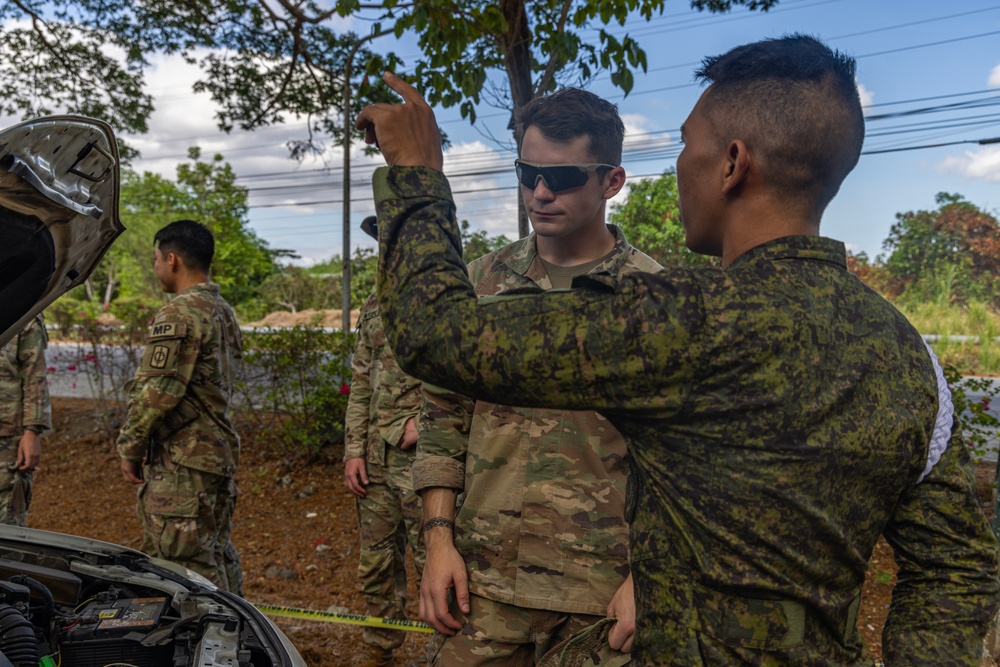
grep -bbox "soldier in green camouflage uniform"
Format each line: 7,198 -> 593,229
358,36 -> 1000,666
414,88 -> 660,666
344,280 -> 425,667
0,315 -> 51,526
118,220 -> 244,595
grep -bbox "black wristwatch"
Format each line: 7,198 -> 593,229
24,425 -> 44,434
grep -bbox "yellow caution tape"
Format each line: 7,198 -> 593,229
253,602 -> 434,633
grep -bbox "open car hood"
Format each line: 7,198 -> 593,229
0,524 -> 306,666
0,115 -> 124,347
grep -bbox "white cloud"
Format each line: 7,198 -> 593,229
937,146 -> 1000,183
989,64 -> 1000,87
442,141 -> 520,238
621,113 -> 658,142
857,82 -> 875,114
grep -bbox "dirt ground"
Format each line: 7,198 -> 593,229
28,397 -> 998,665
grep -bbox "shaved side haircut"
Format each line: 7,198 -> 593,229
154,219 -> 215,273
695,34 -> 865,219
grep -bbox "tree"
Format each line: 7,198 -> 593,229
460,219 -> 512,262
81,149 -> 281,309
880,192 -> 1000,306
608,170 -> 713,267
4,0 -> 778,228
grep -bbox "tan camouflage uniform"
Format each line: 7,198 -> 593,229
415,227 -> 660,665
0,315 -> 51,526
117,283 -> 244,594
372,166 -> 1000,666
344,292 -> 424,654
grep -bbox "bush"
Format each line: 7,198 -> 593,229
45,297 -> 159,447
236,322 -> 354,459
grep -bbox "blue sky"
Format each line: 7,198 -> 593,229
98,0 -> 1000,265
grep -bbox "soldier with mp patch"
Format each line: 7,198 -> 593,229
0,314 -> 51,526
117,219 -> 244,594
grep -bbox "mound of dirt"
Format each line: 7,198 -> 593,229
246,309 -> 361,329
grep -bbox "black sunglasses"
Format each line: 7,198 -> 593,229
514,160 -> 616,193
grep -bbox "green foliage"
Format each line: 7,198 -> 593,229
460,220 -> 512,262
82,150 -> 281,310
236,325 -> 353,458
44,297 -> 159,446
4,0 -> 777,153
942,365 -> 1000,460
253,267 -> 342,319
880,193 -> 1000,307
899,301 -> 1000,375
608,170 -> 714,267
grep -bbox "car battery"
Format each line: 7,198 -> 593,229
60,596 -> 174,667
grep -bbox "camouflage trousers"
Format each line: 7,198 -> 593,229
0,436 -> 30,527
356,441 -> 425,651
431,593 -> 630,667
137,457 -> 243,595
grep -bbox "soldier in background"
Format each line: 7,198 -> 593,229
342,215 -> 426,667
117,219 -> 244,595
415,89 -> 661,665
0,315 -> 51,526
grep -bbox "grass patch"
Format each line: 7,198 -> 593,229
896,300 -> 1000,375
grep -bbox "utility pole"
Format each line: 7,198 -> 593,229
341,30 -> 389,335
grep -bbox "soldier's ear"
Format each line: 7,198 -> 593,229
166,252 -> 181,272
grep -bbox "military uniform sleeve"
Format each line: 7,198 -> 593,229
413,382 -> 473,492
116,310 -> 200,462
17,315 -> 51,431
376,345 -> 422,447
373,166 -> 702,416
343,298 -> 376,461
881,415 -> 1000,666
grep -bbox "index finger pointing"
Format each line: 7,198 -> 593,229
383,71 -> 427,106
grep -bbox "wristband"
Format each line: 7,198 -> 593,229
422,517 -> 454,533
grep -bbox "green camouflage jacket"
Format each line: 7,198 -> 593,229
344,292 -> 422,464
415,227 -> 661,615
372,166 -> 1000,666
117,283 -> 243,477
0,315 -> 51,437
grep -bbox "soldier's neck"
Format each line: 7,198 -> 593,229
169,272 -> 211,296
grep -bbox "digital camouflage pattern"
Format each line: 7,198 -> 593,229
117,283 -> 242,477
0,315 -> 51,438
355,445 -> 425,651
415,227 -> 660,617
344,292 -> 422,463
0,437 -> 32,527
372,166 -> 1000,666
0,315 -> 51,526
118,283 -> 243,594
344,293 -> 424,651
431,593 -> 626,666
138,456 -> 242,594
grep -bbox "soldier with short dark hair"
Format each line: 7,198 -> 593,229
358,35 -> 1000,665
0,315 -> 50,526
415,87 -> 660,665
118,219 -> 244,595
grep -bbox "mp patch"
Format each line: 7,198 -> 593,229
148,321 -> 187,340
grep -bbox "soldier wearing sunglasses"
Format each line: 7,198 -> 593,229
359,35 -> 999,667
413,88 -> 661,665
